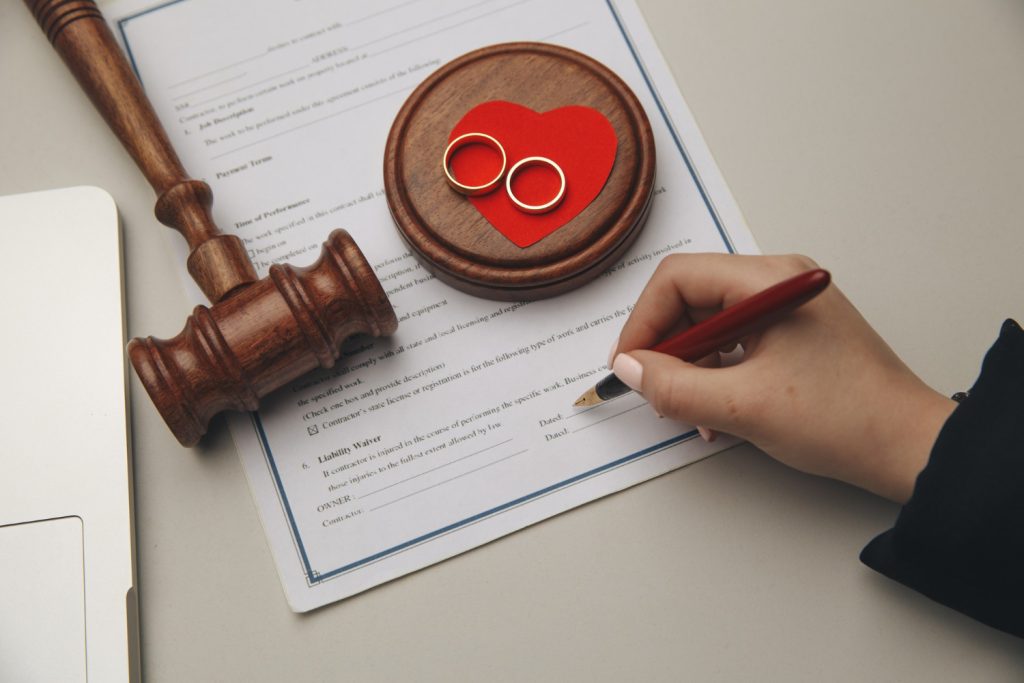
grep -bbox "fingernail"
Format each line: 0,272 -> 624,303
611,353 -> 643,392
607,336 -> 619,369
697,426 -> 716,442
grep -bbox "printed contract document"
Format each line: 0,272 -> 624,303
109,0 -> 758,611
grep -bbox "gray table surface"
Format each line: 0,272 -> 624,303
3,1 -> 1023,680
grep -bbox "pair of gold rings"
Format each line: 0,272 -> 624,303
443,132 -> 566,214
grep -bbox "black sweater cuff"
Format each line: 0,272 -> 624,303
860,319 -> 1024,638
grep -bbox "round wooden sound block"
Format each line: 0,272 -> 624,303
384,42 -> 655,300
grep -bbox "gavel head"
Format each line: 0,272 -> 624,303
128,229 -> 397,446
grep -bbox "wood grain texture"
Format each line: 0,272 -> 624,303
28,0 -> 398,446
128,230 -> 397,446
384,42 -> 655,300
26,0 -> 256,302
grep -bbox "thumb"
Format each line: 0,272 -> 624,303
614,350 -> 743,431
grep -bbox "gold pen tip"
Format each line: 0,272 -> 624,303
573,386 -> 602,408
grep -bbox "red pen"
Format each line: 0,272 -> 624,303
572,268 -> 831,406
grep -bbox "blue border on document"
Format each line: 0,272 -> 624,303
117,0 -> 188,76
120,0 -> 736,586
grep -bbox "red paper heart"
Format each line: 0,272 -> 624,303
447,101 -> 617,248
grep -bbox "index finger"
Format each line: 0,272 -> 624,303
614,253 -> 816,355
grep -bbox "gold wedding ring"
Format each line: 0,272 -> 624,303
443,132 -> 507,196
505,156 -> 566,214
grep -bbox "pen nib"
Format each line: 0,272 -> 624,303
572,386 -> 602,408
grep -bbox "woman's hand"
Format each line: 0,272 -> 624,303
609,253 -> 956,503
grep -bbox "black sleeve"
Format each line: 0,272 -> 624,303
860,319 -> 1024,638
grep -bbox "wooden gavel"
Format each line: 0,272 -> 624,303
28,0 -> 398,446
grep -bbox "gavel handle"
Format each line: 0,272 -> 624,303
27,0 -> 257,302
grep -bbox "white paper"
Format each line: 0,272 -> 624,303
108,0 -> 758,611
